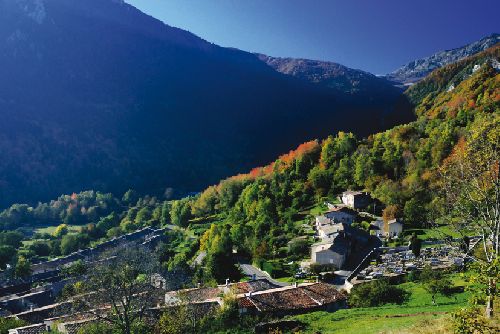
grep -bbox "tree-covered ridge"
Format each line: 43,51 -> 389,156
176,45 -> 499,282
406,44 -> 500,107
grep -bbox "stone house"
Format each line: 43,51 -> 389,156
311,234 -> 350,268
237,282 -> 346,316
341,191 -> 372,209
324,207 -> 357,225
387,219 -> 404,237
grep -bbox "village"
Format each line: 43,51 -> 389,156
0,190 -> 474,334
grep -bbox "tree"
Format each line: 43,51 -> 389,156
134,207 -> 151,225
122,189 -> 139,206
170,199 -> 192,227
156,299 -> 211,334
61,259 -> 87,277
288,239 -> 309,258
29,241 -> 51,257
420,266 -> 453,305
439,117 -> 499,317
0,245 -> 16,269
0,317 -> 26,334
71,247 -> 162,334
191,186 -> 218,217
14,256 -> 31,278
53,224 -> 69,238
409,233 -> 422,258
0,231 -> 24,248
60,234 -> 89,255
349,279 -> 409,307
404,197 -> 426,225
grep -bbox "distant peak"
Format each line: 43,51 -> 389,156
386,33 -> 500,85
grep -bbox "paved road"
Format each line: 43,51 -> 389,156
238,262 -> 290,287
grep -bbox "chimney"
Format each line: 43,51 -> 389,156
225,278 -> 230,287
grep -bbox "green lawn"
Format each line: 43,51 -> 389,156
288,275 -> 470,334
405,224 -> 467,241
34,225 -> 81,235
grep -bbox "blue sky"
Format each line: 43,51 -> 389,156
126,0 -> 499,74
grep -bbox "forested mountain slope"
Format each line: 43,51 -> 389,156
258,54 -> 400,97
0,0 -> 412,208
1,45 -> 497,283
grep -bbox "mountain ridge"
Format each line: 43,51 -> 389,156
257,54 -> 400,97
386,33 -> 500,85
0,0 -> 412,208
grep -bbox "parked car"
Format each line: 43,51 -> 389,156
294,272 -> 307,279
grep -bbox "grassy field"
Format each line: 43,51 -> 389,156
288,275 -> 470,334
34,224 -> 81,235
22,225 -> 82,246
405,224 -> 466,241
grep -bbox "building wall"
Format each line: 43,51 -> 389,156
313,249 -> 346,268
388,224 -> 403,237
325,211 -> 354,224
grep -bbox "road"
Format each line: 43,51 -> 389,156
238,262 -> 290,287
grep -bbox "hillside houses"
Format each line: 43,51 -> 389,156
310,193 -> 382,270
0,227 -> 168,328
311,224 -> 372,269
165,279 -> 346,316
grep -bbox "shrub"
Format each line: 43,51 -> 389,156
349,279 -> 409,308
287,238 -> 309,258
452,307 -> 497,334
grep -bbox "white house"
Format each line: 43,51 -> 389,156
311,236 -> 349,268
341,191 -> 371,209
387,219 -> 404,237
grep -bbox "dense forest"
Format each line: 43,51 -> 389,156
0,45 -> 498,285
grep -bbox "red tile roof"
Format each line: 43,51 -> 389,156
238,283 -> 345,312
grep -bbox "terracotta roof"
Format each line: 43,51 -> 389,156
165,287 -> 221,304
300,283 -> 346,305
166,279 -> 279,304
239,283 -> 345,312
248,287 -> 318,312
238,297 -> 257,309
229,280 -> 279,294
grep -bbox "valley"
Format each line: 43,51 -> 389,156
0,1 -> 498,333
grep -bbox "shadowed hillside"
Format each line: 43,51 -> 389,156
0,0 -> 413,207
